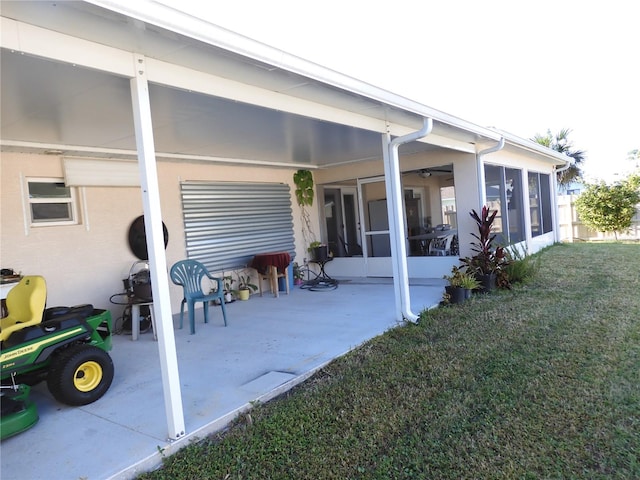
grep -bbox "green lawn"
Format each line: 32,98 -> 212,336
140,243 -> 640,479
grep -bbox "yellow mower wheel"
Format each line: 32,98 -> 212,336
73,360 -> 103,392
47,345 -> 114,406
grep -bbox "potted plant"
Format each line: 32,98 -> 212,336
308,241 -> 329,263
223,275 -> 235,303
212,274 -> 234,305
443,265 -> 480,304
294,169 -> 318,253
235,272 -> 258,300
461,206 -> 509,292
292,262 -> 304,286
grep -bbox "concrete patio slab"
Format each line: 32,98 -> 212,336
0,278 -> 444,480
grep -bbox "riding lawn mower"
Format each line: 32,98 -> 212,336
0,276 -> 114,440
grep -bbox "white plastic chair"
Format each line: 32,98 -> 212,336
429,233 -> 455,256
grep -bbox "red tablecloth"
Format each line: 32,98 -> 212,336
250,252 -> 291,274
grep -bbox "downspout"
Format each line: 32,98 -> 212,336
476,137 -> 505,207
383,118 -> 433,323
554,158 -> 572,174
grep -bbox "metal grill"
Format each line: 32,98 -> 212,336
180,181 -> 295,273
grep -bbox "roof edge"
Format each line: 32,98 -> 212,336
86,0 -> 501,142
495,129 -> 571,166
86,1 -> 566,166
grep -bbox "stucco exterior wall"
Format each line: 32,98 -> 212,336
0,152 -> 311,315
486,148 -> 556,174
1,144 -> 562,314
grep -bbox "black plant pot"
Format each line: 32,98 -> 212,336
312,245 -> 329,263
445,285 -> 468,304
477,273 -> 496,292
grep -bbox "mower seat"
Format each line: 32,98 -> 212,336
0,276 -> 47,343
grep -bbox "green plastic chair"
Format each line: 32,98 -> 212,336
169,260 -> 227,334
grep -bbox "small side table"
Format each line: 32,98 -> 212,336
130,300 -> 156,341
250,252 -> 291,298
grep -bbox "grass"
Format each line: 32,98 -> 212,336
139,243 -> 640,479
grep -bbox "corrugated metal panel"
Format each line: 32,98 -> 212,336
181,181 -> 295,272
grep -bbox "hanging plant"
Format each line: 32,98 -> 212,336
293,169 -> 317,247
293,170 -> 314,207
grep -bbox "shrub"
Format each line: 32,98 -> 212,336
503,245 -> 540,285
460,206 -> 510,286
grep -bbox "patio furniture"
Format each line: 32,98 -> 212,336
250,251 -> 291,298
169,260 -> 227,334
302,246 -> 338,291
428,233 -> 456,256
338,234 -> 363,257
0,276 -> 47,342
130,300 -> 156,341
408,229 -> 458,256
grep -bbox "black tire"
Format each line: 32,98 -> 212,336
47,344 -> 114,406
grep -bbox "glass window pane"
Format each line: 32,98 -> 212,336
361,180 -> 391,257
505,168 -> 524,243
27,179 -> 76,225
28,182 -> 71,199
484,164 -> 504,239
31,203 -> 72,222
540,174 -> 553,233
529,172 -> 542,237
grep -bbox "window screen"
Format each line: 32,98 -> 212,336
484,165 -> 524,245
528,172 -> 553,236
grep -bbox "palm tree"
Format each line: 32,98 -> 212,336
532,128 -> 586,189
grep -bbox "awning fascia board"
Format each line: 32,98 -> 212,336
87,0 -> 502,144
0,16 -> 134,77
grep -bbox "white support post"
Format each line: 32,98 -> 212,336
521,169 -> 533,254
130,54 -> 186,440
552,173 -> 562,243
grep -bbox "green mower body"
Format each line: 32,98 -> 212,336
1,306 -> 114,440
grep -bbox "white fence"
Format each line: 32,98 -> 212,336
557,195 -> 640,241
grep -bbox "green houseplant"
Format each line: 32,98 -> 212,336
461,206 -> 509,291
223,274 -> 234,302
443,265 -> 480,304
307,240 -> 329,263
212,273 -> 234,305
235,272 -> 258,301
292,262 -> 304,285
294,169 -> 317,250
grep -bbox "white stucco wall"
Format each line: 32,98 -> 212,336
0,152 -> 311,315
1,145 -> 562,312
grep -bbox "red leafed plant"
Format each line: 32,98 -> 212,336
462,206 -> 509,276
